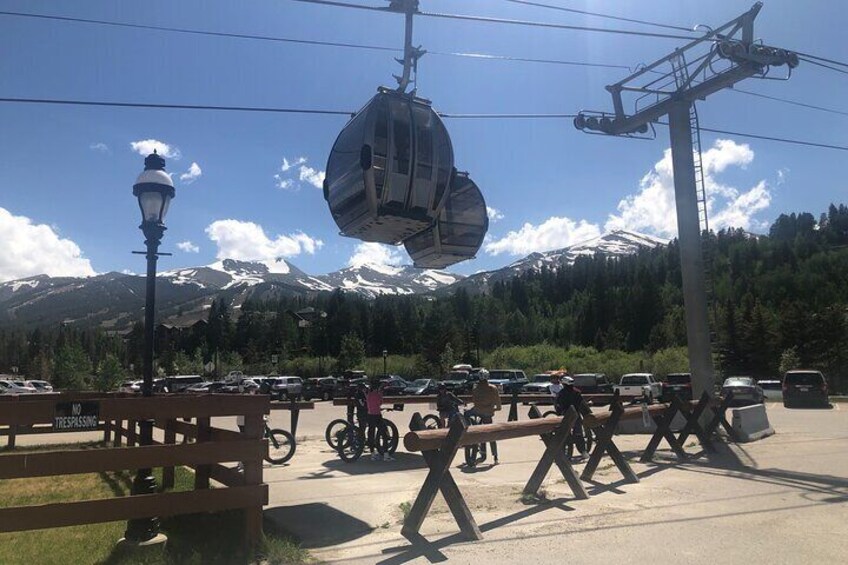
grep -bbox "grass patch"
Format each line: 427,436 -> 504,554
0,442 -> 309,564
519,490 -> 547,505
398,501 -> 412,522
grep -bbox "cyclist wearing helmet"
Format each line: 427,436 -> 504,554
555,375 -> 589,460
549,373 -> 564,397
469,369 -> 501,464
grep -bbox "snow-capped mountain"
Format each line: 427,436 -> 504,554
0,229 -> 666,330
450,229 -> 668,293
0,258 -> 464,329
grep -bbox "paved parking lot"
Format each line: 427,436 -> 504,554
14,400 -> 848,564
252,400 -> 846,564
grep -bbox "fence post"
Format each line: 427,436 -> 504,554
114,420 -> 123,447
7,425 -> 16,449
194,417 -> 211,489
103,419 -> 112,443
162,419 -> 176,490
242,411 -> 265,550
508,391 -> 519,422
127,420 -> 137,447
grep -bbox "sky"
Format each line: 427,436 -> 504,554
0,0 -> 846,282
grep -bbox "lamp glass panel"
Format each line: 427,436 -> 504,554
139,191 -> 164,223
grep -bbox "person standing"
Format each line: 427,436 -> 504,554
365,381 -> 393,461
469,369 -> 501,464
549,373 -> 564,398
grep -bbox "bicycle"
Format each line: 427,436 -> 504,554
264,416 -> 296,465
333,408 -> 400,463
462,410 -> 489,468
542,409 -> 595,459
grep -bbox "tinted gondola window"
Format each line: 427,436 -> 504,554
326,110 -> 368,216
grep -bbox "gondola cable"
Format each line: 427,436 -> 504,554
502,0 -> 697,33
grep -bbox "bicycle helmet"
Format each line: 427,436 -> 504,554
477,369 -> 490,380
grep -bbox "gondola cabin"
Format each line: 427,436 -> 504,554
404,171 -> 489,269
323,88 -> 454,244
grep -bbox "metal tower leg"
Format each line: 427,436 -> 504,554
668,100 -> 715,399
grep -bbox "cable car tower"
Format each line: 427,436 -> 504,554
574,2 -> 799,398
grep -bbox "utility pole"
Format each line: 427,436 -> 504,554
574,2 -> 799,398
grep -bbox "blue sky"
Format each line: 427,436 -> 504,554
0,0 -> 846,282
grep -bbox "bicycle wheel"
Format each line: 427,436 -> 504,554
422,414 -> 441,429
383,419 -> 399,454
584,425 -> 594,453
325,418 -> 349,449
266,429 -> 296,465
337,423 -> 365,463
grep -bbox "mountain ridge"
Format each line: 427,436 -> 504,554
0,229 -> 665,329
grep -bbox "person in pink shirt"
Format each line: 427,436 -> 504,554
365,380 -> 393,461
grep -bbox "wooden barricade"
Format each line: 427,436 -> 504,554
401,407 -> 586,541
0,393 -> 269,549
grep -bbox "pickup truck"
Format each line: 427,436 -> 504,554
614,373 -> 663,402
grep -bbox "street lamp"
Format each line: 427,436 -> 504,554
382,349 -> 388,376
124,150 -> 174,545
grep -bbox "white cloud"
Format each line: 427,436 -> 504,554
281,157 -> 307,172
347,242 -> 405,268
274,156 -> 325,190
298,165 -> 325,189
89,142 -> 109,153
205,219 -> 323,261
0,207 -> 96,282
177,240 -> 200,253
179,162 -> 202,184
486,206 -> 505,222
485,216 -> 602,256
605,139 -> 771,237
130,139 -> 181,160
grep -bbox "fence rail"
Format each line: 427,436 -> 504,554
0,393 -> 269,547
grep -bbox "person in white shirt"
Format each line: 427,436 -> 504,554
549,373 -> 564,397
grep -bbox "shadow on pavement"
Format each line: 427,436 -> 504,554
264,502 -> 374,548
377,497 -> 575,565
319,452 -> 426,475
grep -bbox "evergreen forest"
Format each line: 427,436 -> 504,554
1,204 -> 847,393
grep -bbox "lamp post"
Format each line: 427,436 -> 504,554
124,150 -> 174,545
382,349 -> 388,376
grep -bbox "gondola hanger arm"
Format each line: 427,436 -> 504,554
388,0 -> 424,94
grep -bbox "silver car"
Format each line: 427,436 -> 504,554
270,376 -> 303,400
722,377 -> 764,405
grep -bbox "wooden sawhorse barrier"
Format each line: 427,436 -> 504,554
641,391 -> 737,463
401,407 -> 587,541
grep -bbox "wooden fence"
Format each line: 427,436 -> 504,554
0,393 -> 269,547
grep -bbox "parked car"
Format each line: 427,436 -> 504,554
782,370 -> 829,408
721,376 -> 764,405
572,373 -> 615,397
488,369 -> 528,394
302,377 -> 337,401
117,380 -> 142,394
758,379 -> 783,401
661,373 -> 693,402
185,381 -> 226,394
0,379 -> 37,394
269,376 -> 303,400
403,378 -> 438,395
220,378 -> 261,394
522,374 -> 555,395
333,373 -> 369,397
615,373 -> 663,402
442,371 -> 476,394
164,375 -> 204,393
25,380 -> 54,393
379,376 -> 410,396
